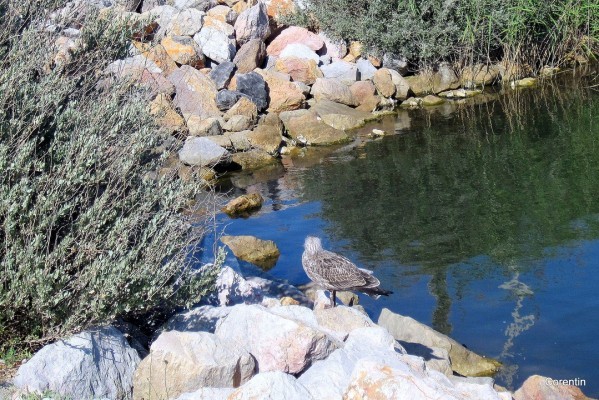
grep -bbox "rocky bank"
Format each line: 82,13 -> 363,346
8,266 -> 595,400
47,0 -> 556,183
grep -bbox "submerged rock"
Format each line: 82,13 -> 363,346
222,193 -> 264,217
14,326 -> 140,400
221,235 -> 280,269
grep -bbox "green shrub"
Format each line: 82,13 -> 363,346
0,1 -> 218,349
289,0 -> 598,69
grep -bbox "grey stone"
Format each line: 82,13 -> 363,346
171,0 -> 215,11
234,2 -> 270,45
320,60 -> 359,85
217,90 -> 245,111
13,326 -> 140,400
186,116 -> 223,136
178,136 -> 230,167
356,58 -> 377,80
141,0 -> 167,12
382,52 -> 409,75
209,61 -> 236,89
235,72 -> 268,111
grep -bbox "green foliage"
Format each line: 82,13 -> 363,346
0,1 -> 218,348
290,0 -> 598,68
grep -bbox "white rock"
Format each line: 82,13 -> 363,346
194,26 -> 236,63
229,371 -> 314,400
233,2 -> 270,45
280,43 -> 320,63
320,60 -> 359,85
215,304 -> 338,374
13,326 -> 140,400
132,331 -> 255,399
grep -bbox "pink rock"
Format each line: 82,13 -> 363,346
514,375 -> 592,400
275,56 -> 322,84
266,26 -> 324,56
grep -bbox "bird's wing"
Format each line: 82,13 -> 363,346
313,250 -> 368,290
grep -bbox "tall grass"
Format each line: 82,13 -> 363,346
0,1 -> 218,351
288,0 -> 598,70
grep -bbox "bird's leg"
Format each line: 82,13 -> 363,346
331,290 -> 336,308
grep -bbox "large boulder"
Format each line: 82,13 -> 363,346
255,69 -> 305,112
187,116 -> 223,136
221,235 -> 280,269
131,41 -> 178,75
13,326 -> 140,400
275,56 -> 322,84
279,109 -> 350,146
234,2 -> 270,45
231,149 -> 280,170
313,306 -> 376,341
149,93 -> 186,133
320,60 -> 359,85
514,375 -> 593,400
171,0 -> 215,11
206,4 -> 238,24
215,304 -> 338,374
343,358 -> 504,400
461,64 -> 500,88
168,65 -> 220,118
225,96 -> 258,121
235,72 -> 268,111
266,26 -> 324,56
233,38 -> 266,73
229,371 -> 314,400
178,136 -> 231,167
298,327 -> 405,400
311,78 -> 358,106
132,331 -> 255,400
378,308 -> 501,377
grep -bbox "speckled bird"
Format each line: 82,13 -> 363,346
302,236 -> 392,307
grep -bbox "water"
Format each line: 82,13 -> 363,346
210,67 -> 599,394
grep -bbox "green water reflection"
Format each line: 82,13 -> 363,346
297,68 -> 599,334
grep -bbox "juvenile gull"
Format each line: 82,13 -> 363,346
302,236 -> 392,307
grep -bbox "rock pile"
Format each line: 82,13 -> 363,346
46,0 -> 544,185
11,266 -> 595,400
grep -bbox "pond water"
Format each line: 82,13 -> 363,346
205,66 -> 599,394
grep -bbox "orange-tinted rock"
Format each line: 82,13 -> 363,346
350,80 -> 379,111
149,93 -> 186,133
311,78 -> 358,106
224,96 -> 258,121
255,69 -> 305,113
373,68 -> 396,98
275,57 -> 323,85
168,65 -> 220,118
265,0 -> 295,19
207,5 -> 238,24
132,41 -> 178,75
266,26 -> 324,56
161,35 -> 204,68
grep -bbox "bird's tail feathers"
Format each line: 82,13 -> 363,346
360,287 -> 393,299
